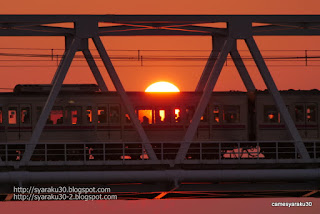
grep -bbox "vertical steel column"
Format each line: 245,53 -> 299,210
82,49 -> 108,92
176,37 -> 236,163
245,36 -> 310,159
196,36 -> 226,92
20,37 -> 81,165
230,48 -> 256,92
92,36 -> 157,160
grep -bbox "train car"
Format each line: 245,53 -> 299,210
256,90 -> 319,141
1,85 -> 319,143
0,84 -> 319,161
255,90 -> 320,159
0,85 -> 250,143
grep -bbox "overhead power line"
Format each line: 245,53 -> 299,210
0,48 -> 319,68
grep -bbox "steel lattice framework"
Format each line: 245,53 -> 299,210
0,15 -> 320,200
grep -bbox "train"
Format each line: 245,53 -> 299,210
0,84 -> 318,160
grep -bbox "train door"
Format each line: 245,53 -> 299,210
97,104 -> 108,141
294,103 -> 318,139
7,104 -> 32,141
109,104 -> 121,140
7,105 -> 19,141
19,104 -> 32,141
197,106 -> 210,140
171,107 -> 184,140
210,105 -> 221,140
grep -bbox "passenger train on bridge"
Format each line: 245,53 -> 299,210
0,84 -> 318,160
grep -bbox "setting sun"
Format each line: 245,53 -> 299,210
145,81 -> 180,92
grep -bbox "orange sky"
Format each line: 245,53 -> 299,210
1,0 -> 320,212
0,1 -> 320,92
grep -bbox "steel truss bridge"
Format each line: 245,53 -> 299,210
0,15 -> 320,200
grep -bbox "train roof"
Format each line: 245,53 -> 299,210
257,89 -> 320,95
13,84 -> 99,93
0,84 -> 247,96
0,85 -> 319,96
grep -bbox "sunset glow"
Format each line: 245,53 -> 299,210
145,82 -> 180,92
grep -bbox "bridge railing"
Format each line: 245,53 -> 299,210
0,141 -> 319,165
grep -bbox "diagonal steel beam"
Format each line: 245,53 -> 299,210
99,29 -> 210,36
51,51 -> 67,85
176,37 -> 235,163
230,48 -> 256,92
196,36 -> 226,92
82,49 -> 108,92
0,29 -> 65,36
0,22 -> 66,28
255,29 -> 320,36
195,50 -> 217,92
245,36 -> 310,159
164,26 -> 227,35
98,25 -> 149,33
253,25 -> 293,32
269,22 -> 320,29
14,25 -> 74,34
92,36 -> 157,160
20,37 -> 81,165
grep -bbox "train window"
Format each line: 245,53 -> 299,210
174,108 -> 181,123
137,109 -> 152,124
223,105 -> 240,123
155,108 -> 170,124
98,106 -> 107,124
21,107 -> 31,124
125,114 -> 131,123
109,105 -> 120,123
0,107 -> 2,124
8,107 -> 17,124
86,107 -> 92,123
264,105 -> 280,123
48,106 -> 63,125
200,107 -> 208,122
186,106 -> 195,123
66,106 -> 82,125
155,109 -> 166,123
306,104 -> 317,123
295,105 -> 305,122
213,106 -> 220,123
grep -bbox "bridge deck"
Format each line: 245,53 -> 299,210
0,141 -> 319,167
1,141 -> 319,200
